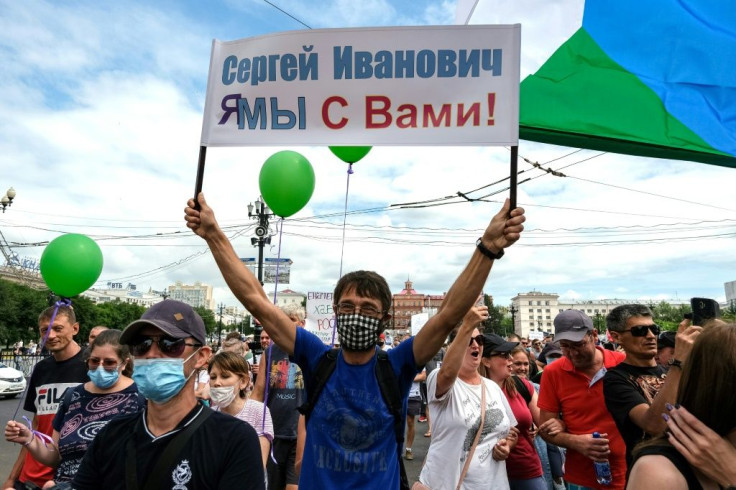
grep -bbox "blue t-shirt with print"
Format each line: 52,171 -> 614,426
292,328 -> 419,490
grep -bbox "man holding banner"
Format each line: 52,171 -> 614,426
185,192 -> 524,489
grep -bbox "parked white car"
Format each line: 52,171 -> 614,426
0,362 -> 27,399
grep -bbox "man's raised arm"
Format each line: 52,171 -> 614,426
413,199 -> 525,365
185,193 -> 296,354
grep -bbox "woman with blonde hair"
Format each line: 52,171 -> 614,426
416,305 -> 517,489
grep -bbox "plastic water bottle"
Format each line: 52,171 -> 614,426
592,432 -> 612,486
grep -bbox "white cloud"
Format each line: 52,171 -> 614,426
1,0 -> 734,314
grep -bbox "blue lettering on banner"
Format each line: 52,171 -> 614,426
221,47 -> 318,86
218,95 -> 306,130
334,46 -> 503,80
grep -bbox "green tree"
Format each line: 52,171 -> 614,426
0,279 -> 48,347
483,294 -> 506,335
194,306 -> 217,337
95,301 -> 146,331
651,300 -> 690,331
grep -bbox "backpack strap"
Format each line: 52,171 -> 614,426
374,349 -> 410,490
297,348 -> 339,423
512,375 -> 532,405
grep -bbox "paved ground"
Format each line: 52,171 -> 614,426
403,418 -> 432,483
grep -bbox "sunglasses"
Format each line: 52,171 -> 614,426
87,357 -> 120,371
130,335 -> 202,357
621,324 -> 661,337
469,334 -> 484,346
491,351 -> 512,359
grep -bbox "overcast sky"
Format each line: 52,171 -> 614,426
1,0 -> 734,311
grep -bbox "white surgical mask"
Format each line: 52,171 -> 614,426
209,385 -> 236,407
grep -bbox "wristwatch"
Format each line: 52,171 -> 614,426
667,358 -> 683,369
476,238 -> 504,260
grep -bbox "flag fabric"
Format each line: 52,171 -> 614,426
520,0 -> 736,168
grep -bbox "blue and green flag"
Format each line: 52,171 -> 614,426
520,0 -> 736,168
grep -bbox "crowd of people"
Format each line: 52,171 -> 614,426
1,194 -> 734,490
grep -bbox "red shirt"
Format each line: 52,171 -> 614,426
538,347 -> 626,490
503,377 -> 543,480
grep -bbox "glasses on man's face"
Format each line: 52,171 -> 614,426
87,357 -> 120,371
621,324 -> 661,337
560,337 -> 589,351
129,335 -> 202,357
335,303 -> 383,318
468,334 -> 484,346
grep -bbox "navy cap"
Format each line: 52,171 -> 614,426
554,310 -> 594,342
120,300 -> 206,345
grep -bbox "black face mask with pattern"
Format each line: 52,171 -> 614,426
337,313 -> 381,351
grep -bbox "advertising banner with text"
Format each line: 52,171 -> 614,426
201,25 -> 520,146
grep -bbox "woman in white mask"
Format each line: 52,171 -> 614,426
5,329 -> 144,489
208,351 -> 274,467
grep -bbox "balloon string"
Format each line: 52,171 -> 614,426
13,298 -> 71,420
333,164 -> 353,346
262,219 -> 285,434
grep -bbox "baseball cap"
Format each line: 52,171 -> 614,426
120,300 -> 206,346
657,331 -> 676,349
538,341 -> 563,364
482,333 -> 519,357
379,333 -> 386,341
554,310 -> 594,342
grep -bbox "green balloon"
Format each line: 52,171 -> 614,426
259,150 -> 316,218
329,146 -> 372,164
40,234 -> 103,297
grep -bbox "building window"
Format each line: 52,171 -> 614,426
545,301 -> 550,305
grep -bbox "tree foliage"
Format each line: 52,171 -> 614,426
193,306 -> 217,336
1,279 -> 145,347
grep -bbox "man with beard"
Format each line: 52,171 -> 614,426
184,192 -> 525,490
603,305 -> 701,468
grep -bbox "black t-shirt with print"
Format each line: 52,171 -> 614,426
72,403 -> 265,490
603,362 -> 667,466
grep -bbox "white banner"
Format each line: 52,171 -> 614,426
305,292 -> 336,345
201,25 -> 520,146
411,312 -> 430,336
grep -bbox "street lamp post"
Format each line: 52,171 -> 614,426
217,302 -> 225,348
1,187 -> 16,213
509,303 -> 517,334
247,197 -> 273,285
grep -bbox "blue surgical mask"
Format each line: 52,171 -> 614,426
88,366 -> 120,389
133,350 -> 199,404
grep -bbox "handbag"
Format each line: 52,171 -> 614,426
412,381 -> 487,490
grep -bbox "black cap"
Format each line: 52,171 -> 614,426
538,341 -> 562,364
657,331 -> 676,349
120,300 -> 206,345
482,333 -> 519,357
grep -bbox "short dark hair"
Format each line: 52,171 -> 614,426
38,305 -> 76,326
606,304 -> 653,332
89,329 -> 133,377
334,270 -> 392,314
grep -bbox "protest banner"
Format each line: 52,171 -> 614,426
305,292 -> 335,345
411,312 -> 430,336
201,25 -> 520,146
